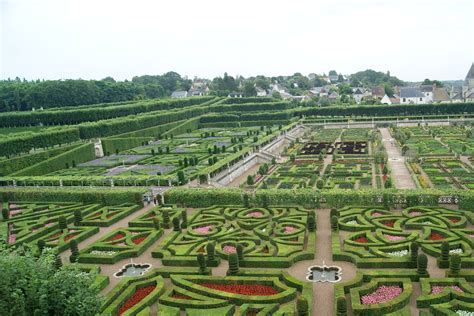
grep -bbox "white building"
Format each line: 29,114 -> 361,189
419,85 -> 434,103
400,87 -> 427,104
171,91 -> 188,98
380,94 -> 392,105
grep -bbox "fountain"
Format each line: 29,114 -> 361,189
306,261 -> 342,283
114,260 -> 151,278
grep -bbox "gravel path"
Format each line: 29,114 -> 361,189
379,128 -> 417,189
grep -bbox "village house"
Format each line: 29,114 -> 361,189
400,87 -> 427,104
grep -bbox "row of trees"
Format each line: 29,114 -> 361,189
0,72 -> 192,112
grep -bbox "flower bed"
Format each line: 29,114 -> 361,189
354,236 -> 369,243
116,285 -> 156,316
193,225 -> 214,234
456,310 -> 474,316
431,285 -> 463,295
346,220 -> 359,225
449,248 -> 463,255
132,236 -> 147,245
284,226 -> 296,234
200,283 -> 278,296
247,211 -> 263,218
90,250 -> 116,256
383,234 -> 405,241
109,233 -> 125,241
372,212 -> 384,217
387,250 -> 408,257
409,211 -> 422,217
429,232 -> 445,241
361,285 -> 402,305
223,245 -> 236,254
383,221 -> 395,228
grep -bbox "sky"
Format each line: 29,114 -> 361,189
1,0 -> 473,82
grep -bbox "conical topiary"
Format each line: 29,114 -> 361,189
227,253 -> 239,275
449,254 -> 461,275
417,254 -> 428,278
162,209 -> 170,228
180,210 -> 187,229
69,239 -> 79,263
153,218 -> 161,230
58,216 -> 67,231
206,241 -> 216,264
55,255 -> 62,269
410,242 -> 419,264
236,243 -> 244,262
307,214 -> 316,232
37,239 -> 46,255
197,253 -> 207,274
73,210 -> 82,226
439,241 -> 450,268
296,296 -> 309,316
336,296 -> 347,316
331,215 -> 339,231
172,217 -> 180,231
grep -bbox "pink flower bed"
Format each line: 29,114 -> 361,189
223,245 -> 236,254
361,285 -> 402,305
8,224 -> 16,244
409,211 -> 422,216
383,234 -> 405,241
9,209 -> 22,216
469,234 -> 474,239
247,211 -> 263,218
431,285 -> 463,295
193,225 -> 214,234
372,212 -> 384,217
284,226 -> 296,234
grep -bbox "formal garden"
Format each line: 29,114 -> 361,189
1,99 -> 474,315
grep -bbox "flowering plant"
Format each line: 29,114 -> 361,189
361,285 -> 402,305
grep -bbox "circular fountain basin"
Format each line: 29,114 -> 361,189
114,263 -> 151,278
306,265 -> 342,283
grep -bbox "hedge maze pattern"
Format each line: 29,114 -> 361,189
153,205 -> 316,268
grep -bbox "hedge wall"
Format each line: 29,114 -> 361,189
101,137 -> 152,156
0,187 -> 145,205
0,143 -> 80,176
11,143 -> 96,176
0,128 -> 80,157
220,97 -> 275,104
0,96 -> 217,127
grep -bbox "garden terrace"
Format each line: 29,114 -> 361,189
152,205 -> 316,268
257,160 -> 323,189
323,158 -> 378,189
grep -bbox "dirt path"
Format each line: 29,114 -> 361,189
379,128 -> 417,189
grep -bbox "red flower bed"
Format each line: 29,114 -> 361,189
354,236 -> 369,243
50,232 -> 62,239
429,232 -> 445,241
116,285 -> 156,316
383,221 -> 395,228
109,233 -> 125,241
449,217 -> 460,223
200,283 -> 278,296
132,236 -> 148,245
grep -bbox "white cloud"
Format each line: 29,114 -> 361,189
1,0 -> 473,81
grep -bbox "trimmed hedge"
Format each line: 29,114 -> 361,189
11,143 -> 96,176
0,187 -> 145,205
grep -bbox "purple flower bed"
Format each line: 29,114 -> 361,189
361,285 -> 402,305
431,285 -> 463,295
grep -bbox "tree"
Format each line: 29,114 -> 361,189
439,241 -> 450,268
162,209 -> 170,228
247,175 -> 254,186
272,91 -> 282,100
0,246 -> 102,316
177,171 -> 186,185
197,253 -> 207,274
336,297 -> 347,316
172,217 -> 181,231
449,254 -> 461,275
69,239 -> 79,263
307,213 -> 316,232
384,83 -> 394,97
243,193 -> 250,207
384,178 -> 392,189
37,239 -> 46,254
73,210 -> 82,226
58,216 -> 67,231
243,81 -> 257,97
316,179 -> 324,189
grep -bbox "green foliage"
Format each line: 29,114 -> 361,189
0,246 -> 101,315
296,296 -> 309,316
336,296 -> 347,316
307,213 -> 316,232
197,253 -> 207,273
2,206 -> 9,220
58,216 -> 67,230
227,253 -> 239,275
243,193 -> 250,207
331,215 -> 339,231
172,216 -> 181,231
162,209 -> 171,228
180,210 -> 187,229
417,254 -> 428,278
70,239 -> 80,263
74,210 -> 83,226
206,241 -> 216,264
37,239 -> 46,254
410,242 -> 419,263
236,243 -> 244,261
449,254 -> 461,275
440,241 -> 450,262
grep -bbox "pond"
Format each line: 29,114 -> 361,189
114,263 -> 151,278
306,263 -> 342,283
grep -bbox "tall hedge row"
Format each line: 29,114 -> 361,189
0,128 -> 80,157
101,138 -> 152,156
0,187 -> 145,205
0,144 -> 80,176
220,97 -> 275,104
108,120 -> 186,139
297,102 -> 474,117
0,96 -> 216,127
11,143 -> 95,176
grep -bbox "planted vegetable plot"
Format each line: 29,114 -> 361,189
332,206 -> 474,268
414,158 -> 474,190
100,269 -> 312,316
152,205 -> 316,268
258,161 -> 322,189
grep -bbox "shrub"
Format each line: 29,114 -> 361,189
228,253 -> 239,275
417,254 -> 428,278
296,296 -> 309,316
307,214 -> 316,232
243,193 -> 250,207
70,239 -> 79,263
73,210 -> 82,226
172,217 -> 180,231
54,255 -> 62,270
180,210 -> 187,229
336,296 -> 347,316
410,242 -> 418,264
37,239 -> 46,254
197,253 -> 207,274
439,241 -> 450,268
58,216 -> 67,231
450,254 -> 461,275
153,218 -> 160,230
331,215 -> 339,232
2,207 -> 8,220
162,209 -> 170,228
236,243 -> 244,262
206,242 -> 216,264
